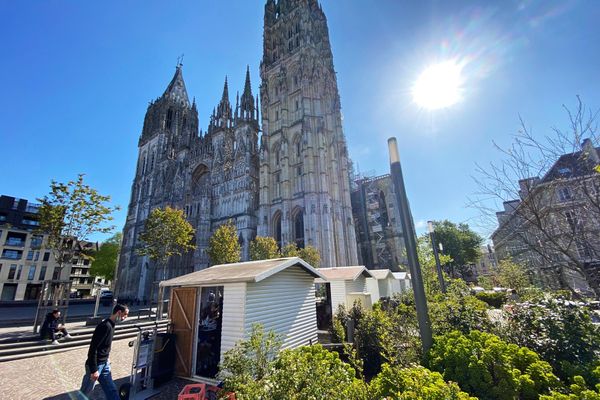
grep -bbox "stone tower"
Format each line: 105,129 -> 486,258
257,0 -> 359,267
116,65 -> 260,301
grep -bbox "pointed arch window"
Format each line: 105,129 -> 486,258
166,108 -> 173,130
273,212 -> 282,248
293,209 -> 305,249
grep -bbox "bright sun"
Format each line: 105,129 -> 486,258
412,61 -> 464,110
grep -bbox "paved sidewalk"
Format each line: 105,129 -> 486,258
0,338 -> 192,399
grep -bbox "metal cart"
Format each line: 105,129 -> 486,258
119,324 -> 162,400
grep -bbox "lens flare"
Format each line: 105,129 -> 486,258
412,60 -> 464,110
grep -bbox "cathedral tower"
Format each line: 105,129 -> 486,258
258,0 -> 359,267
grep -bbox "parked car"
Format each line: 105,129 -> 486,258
100,290 -> 113,306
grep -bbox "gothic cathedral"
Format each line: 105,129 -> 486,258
116,0 -> 358,300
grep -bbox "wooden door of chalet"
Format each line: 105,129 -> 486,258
170,287 -> 197,377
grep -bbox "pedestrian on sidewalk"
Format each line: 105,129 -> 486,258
79,303 -> 129,400
40,309 -> 72,345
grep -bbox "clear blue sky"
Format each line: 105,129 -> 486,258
2,0 -> 599,242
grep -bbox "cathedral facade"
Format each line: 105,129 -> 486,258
116,0 -> 358,300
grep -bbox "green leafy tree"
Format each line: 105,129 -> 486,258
428,330 -> 560,400
207,220 -> 240,265
89,232 -> 122,281
493,259 -> 531,293
369,364 -> 477,400
137,206 -> 196,279
298,245 -> 320,268
417,234 -> 453,297
281,242 -> 321,268
38,173 -> 119,278
281,242 -> 299,257
500,299 -> 600,385
431,220 -> 483,278
249,236 -> 280,260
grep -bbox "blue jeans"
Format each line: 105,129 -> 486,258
79,361 -> 119,400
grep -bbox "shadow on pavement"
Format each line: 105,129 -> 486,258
42,377 -> 193,400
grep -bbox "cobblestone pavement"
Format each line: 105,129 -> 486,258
0,339 -> 193,400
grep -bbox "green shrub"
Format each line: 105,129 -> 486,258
269,345 -> 367,400
428,330 -> 560,400
428,292 -> 492,335
369,364 -> 476,400
540,374 -> 600,399
475,291 -> 507,308
500,299 -> 600,385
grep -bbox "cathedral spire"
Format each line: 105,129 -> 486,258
162,63 -> 190,107
240,66 -> 255,121
215,76 -> 232,126
221,76 -> 229,103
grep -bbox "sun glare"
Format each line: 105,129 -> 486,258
412,61 -> 464,110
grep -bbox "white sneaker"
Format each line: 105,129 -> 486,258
64,334 -> 73,340
51,340 -> 60,345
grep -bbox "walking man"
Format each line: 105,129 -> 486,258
79,303 -> 129,400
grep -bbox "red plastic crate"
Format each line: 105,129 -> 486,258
178,383 -> 235,400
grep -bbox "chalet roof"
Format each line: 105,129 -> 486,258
392,272 -> 409,280
368,269 -> 395,280
159,257 -> 324,287
315,266 -> 373,283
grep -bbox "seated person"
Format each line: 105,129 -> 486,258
40,309 -> 72,345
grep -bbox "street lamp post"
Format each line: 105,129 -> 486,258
427,221 -> 447,293
388,137 -> 433,353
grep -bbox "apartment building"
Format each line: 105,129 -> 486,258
0,195 -> 104,300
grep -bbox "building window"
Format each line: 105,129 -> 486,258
8,264 -> 16,280
293,210 -> 305,249
2,250 -> 22,260
564,211 -> 578,229
275,110 -> 279,121
27,250 -> 34,261
16,265 -> 22,280
39,266 -> 47,281
34,251 -> 39,261
558,187 -> 572,202
43,252 -> 50,262
166,108 -> 173,129
275,149 -> 281,166
52,268 -> 60,280
275,173 -> 281,198
273,212 -> 282,248
28,265 -> 36,280
31,235 -> 43,248
577,242 -> 591,259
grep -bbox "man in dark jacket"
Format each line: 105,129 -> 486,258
78,303 -> 128,400
40,309 -> 72,345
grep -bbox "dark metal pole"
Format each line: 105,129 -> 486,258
428,221 -> 447,293
388,137 -> 433,353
